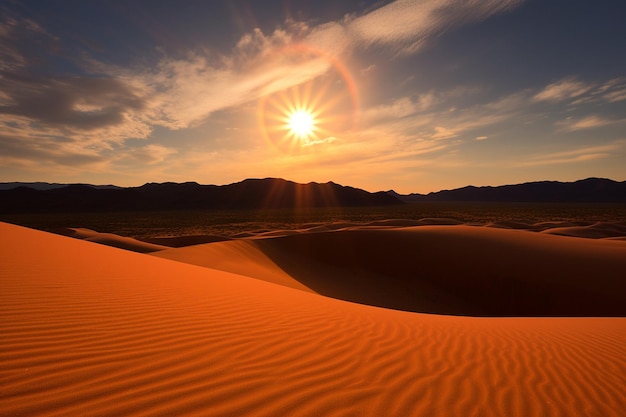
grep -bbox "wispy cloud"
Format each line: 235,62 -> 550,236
346,0 -> 524,54
363,97 -> 422,122
516,141 -> 626,166
556,115 -> 618,131
533,78 -> 592,102
0,14 -> 58,71
534,76 -> 626,105
430,126 -> 459,140
119,144 -> 177,165
599,78 -> 626,103
303,136 -> 337,147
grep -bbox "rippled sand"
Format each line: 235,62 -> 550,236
2,222 -> 625,416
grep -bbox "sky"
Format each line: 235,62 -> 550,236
1,0 -> 625,193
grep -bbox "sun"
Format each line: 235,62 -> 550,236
287,109 -> 316,138
258,74 -> 358,152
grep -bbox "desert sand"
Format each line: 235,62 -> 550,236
2,221 -> 626,416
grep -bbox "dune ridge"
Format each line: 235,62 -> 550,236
2,222 -> 626,416
153,224 -> 626,316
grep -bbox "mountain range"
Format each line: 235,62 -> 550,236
0,178 -> 399,213
387,177 -> 626,203
0,177 -> 624,213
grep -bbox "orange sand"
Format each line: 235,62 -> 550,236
1,221 -> 626,416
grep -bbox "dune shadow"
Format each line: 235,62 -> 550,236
253,227 -> 626,316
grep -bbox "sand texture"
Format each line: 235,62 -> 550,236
2,221 -> 626,416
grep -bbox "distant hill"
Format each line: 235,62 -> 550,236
389,178 -> 626,203
0,178 -> 402,213
0,182 -> 121,191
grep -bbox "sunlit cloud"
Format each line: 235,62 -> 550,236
0,73 -> 145,130
346,0 -> 525,54
516,141 -> 626,166
0,126 -> 105,169
533,78 -> 593,102
121,144 -> 177,165
534,76 -> 626,106
136,0 -> 526,131
556,115 -> 618,131
355,88 -> 526,162
599,78 -> 626,103
0,0 -> 528,173
431,126 -> 459,140
593,77 -> 626,100
302,136 -> 337,147
363,97 -> 420,122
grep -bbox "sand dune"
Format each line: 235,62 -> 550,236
2,222 -> 626,416
155,225 -> 626,316
141,234 -> 232,247
55,227 -> 169,253
540,221 -> 626,239
153,239 -> 314,293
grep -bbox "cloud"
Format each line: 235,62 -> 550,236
533,78 -> 592,102
0,130 -> 104,167
0,12 -> 157,169
364,97 -> 419,122
346,0 -> 524,54
516,141 -> 625,166
430,126 -> 459,140
556,115 -> 617,131
363,91 -> 444,125
361,64 -> 376,74
0,0 -> 527,146
357,88 -> 526,155
598,78 -> 626,103
138,0 -> 527,131
121,144 -> 177,165
603,88 -> 626,103
534,76 -> 626,105
0,14 -> 58,71
0,72 -> 145,130
0,18 -> 337,167
136,0 -> 527,131
303,136 -> 337,147
328,75 -> 625,171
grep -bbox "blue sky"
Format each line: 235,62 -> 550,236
1,0 -> 625,193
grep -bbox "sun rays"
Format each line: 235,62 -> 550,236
257,46 -> 359,153
258,78 -> 356,152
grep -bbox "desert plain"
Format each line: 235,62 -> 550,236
1,214 -> 626,416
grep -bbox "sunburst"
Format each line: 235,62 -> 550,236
258,71 -> 358,152
287,109 -> 316,138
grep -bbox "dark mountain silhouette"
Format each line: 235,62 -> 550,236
0,182 -> 121,191
389,178 -> 626,203
0,178 -> 402,213
2,177 -> 624,214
